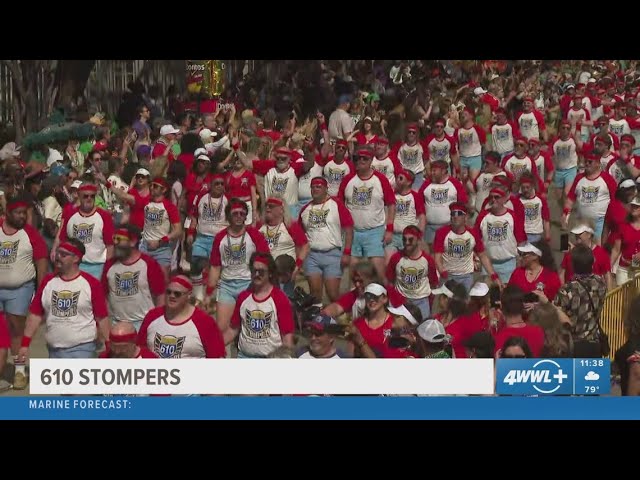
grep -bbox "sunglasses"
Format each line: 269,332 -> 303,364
402,235 -> 418,243
490,195 -> 502,200
451,210 -> 466,217
335,146 -> 346,151
502,354 -> 526,359
355,156 -> 371,161
252,268 -> 268,276
165,289 -> 187,298
435,124 -> 444,128
81,194 -> 96,199
584,160 -> 597,165
135,174 -> 148,179
212,181 -> 225,186
407,131 -> 417,135
364,292 -> 382,302
276,156 -> 290,161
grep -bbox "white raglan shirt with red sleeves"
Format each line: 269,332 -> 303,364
423,134 -> 457,164
516,110 -> 545,140
393,191 -> 425,234
397,142 -> 425,175
491,122 -> 516,154
566,108 -> 591,138
298,162 -> 324,200
599,153 -> 617,172
265,166 -> 300,206
502,154 -> 535,181
323,159 -> 353,197
140,306 -> 225,358
420,177 -> 468,226
533,152 -> 554,180
455,126 -> 485,158
299,197 -> 354,251
339,171 -> 395,230
388,252 -> 437,299
371,157 -> 398,188
143,199 -> 181,241
568,172 -> 617,220
520,195 -> 549,235
552,137 -> 579,170
609,118 -> 631,139
210,227 -> 269,282
103,254 -> 166,324
60,209 -> 114,264
29,272 -> 108,349
231,287 -> 295,357
259,221 -> 307,261
433,226 -> 485,275
193,193 -> 229,237
476,209 -> 525,261
605,156 -> 630,185
473,171 -> 508,212
0,223 -> 47,288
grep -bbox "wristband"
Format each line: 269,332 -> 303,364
491,273 -> 499,281
161,235 -> 170,244
21,336 -> 32,348
563,208 -> 571,215
206,285 -> 216,296
295,258 -> 303,268
187,228 -> 196,237
386,224 -> 394,233
440,270 -> 448,279
106,181 -> 113,189
343,248 -> 352,255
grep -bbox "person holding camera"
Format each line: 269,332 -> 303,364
508,241 -> 561,305
225,252 -> 295,358
350,283 -> 393,357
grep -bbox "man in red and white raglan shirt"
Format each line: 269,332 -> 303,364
518,172 -> 550,244
18,239 -> 109,360
386,170 -> 426,256
587,116 -> 620,154
100,321 -> 158,358
565,153 -> 618,242
57,183 -> 114,280
0,197 -> 48,356
501,136 -> 542,184
265,147 -> 313,219
516,96 -> 547,142
323,139 -> 355,197
299,177 -> 354,303
528,138 -> 554,192
592,135 -> 618,172
423,118 -> 459,175
605,135 -> 640,185
625,102 -> 640,153
391,123 -> 427,189
226,252 -> 295,358
102,225 -> 166,332
372,137 -> 402,188
338,148 -> 396,282
386,225 -> 438,320
454,108 -> 486,180
419,159 -> 468,250
550,120 -> 581,201
469,151 -> 511,213
490,107 -> 519,159
608,101 -> 631,140
141,177 -> 182,277
566,94 -> 592,142
139,275 -> 225,358
258,197 -> 309,269
480,176 -> 526,220
475,188 -> 527,283
433,202 -> 500,292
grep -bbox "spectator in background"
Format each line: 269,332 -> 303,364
560,221 -> 612,289
610,196 -> 640,285
328,94 -> 354,143
528,303 -> 573,358
132,105 -> 152,142
498,336 -> 533,358
415,319 -> 452,359
464,331 -> 495,358
508,241 -> 561,304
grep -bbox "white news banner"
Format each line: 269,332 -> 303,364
30,359 -> 495,395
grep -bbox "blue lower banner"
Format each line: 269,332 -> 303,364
0,396 -> 637,420
495,358 -> 611,396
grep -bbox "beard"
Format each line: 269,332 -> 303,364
115,246 -> 132,259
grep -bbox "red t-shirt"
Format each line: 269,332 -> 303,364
225,170 -> 256,199
617,223 -> 640,267
508,267 -> 562,302
184,173 -> 214,209
177,152 -> 195,172
443,314 -> 484,359
561,245 -> 611,281
605,199 -> 628,234
493,324 -> 545,357
128,188 -> 151,230
353,315 -> 394,356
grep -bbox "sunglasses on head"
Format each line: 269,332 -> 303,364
165,288 -> 187,298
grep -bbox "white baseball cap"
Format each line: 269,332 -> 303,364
417,319 -> 447,343
160,125 -> 180,136
490,73 -> 500,81
517,243 -> 542,256
135,168 -> 151,177
620,179 -> 636,189
630,197 -> 640,207
469,282 -> 489,297
570,224 -> 595,235
70,180 -> 83,189
196,154 -> 211,162
199,128 -> 218,141
431,284 -> 454,298
46,148 -> 64,166
473,87 -> 488,96
194,147 -> 207,158
364,283 -> 387,297
387,304 -> 418,326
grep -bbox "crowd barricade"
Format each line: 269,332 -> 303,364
600,274 -> 640,360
